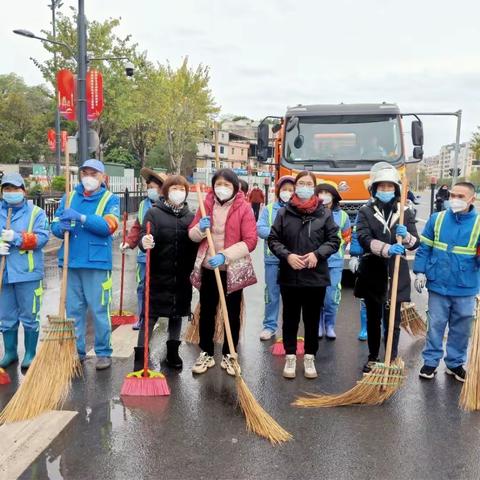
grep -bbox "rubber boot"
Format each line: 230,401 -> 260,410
358,301 -> 368,341
0,330 -> 19,368
165,340 -> 183,369
21,329 -> 39,369
133,346 -> 144,372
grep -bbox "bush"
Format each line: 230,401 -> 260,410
51,176 -> 66,192
27,183 -> 43,196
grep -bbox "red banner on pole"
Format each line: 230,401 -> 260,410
48,129 -> 56,152
61,131 -> 68,152
57,69 -> 76,121
86,69 -> 104,121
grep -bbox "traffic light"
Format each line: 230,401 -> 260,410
448,168 -> 461,177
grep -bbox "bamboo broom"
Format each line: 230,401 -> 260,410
294,175 -> 409,408
0,140 -> 81,423
400,302 -> 427,337
459,296 -> 480,411
196,185 -> 291,444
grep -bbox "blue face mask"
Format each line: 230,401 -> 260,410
375,191 -> 395,203
3,192 -> 25,205
296,186 -> 314,200
147,188 -> 160,202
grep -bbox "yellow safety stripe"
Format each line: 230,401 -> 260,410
32,281 -> 44,314
467,216 -> 480,249
337,210 -> 348,258
138,200 -> 145,223
136,264 -> 141,284
433,212 -> 448,251
19,206 -> 42,272
432,211 -> 480,255
95,191 -> 113,216
101,272 -> 113,306
265,203 -> 275,256
420,235 -> 434,247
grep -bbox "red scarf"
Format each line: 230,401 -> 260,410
290,193 -> 320,214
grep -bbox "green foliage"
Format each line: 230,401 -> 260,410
51,175 -> 66,192
27,183 -> 43,196
103,146 -> 137,168
472,128 -> 480,161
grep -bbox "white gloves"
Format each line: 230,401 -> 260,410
414,273 -> 427,293
349,256 -> 360,274
0,241 -> 10,256
119,242 -> 130,253
141,234 -> 155,250
1,229 -> 15,242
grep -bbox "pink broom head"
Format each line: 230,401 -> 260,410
271,337 -> 305,356
0,368 -> 11,385
111,313 -> 137,326
120,369 -> 171,397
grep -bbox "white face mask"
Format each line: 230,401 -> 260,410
169,190 -> 186,205
215,186 -> 233,201
147,188 -> 160,202
279,190 -> 292,203
318,193 -> 333,205
82,176 -> 100,192
450,198 -> 469,213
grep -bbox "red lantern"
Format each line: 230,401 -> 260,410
47,129 -> 56,152
57,69 -> 76,121
86,69 -> 104,121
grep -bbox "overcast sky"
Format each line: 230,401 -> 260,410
3,0 -> 479,156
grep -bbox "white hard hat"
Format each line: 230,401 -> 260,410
369,162 -> 400,189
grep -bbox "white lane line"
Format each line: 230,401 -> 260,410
0,410 -> 77,480
87,324 -> 138,358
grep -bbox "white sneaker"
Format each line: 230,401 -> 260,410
259,329 -> 276,341
304,354 -> 318,379
221,354 -> 240,376
192,352 -> 215,374
283,354 -> 296,379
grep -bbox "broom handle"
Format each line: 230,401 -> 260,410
196,185 -> 237,358
58,141 -> 70,319
384,175 -> 408,367
143,222 -> 151,376
0,209 -> 13,294
119,211 -> 128,315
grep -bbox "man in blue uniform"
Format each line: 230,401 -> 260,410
0,173 -> 49,369
51,160 -> 120,370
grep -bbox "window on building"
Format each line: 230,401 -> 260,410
211,145 -> 215,153
220,146 -> 224,154
232,148 -> 235,154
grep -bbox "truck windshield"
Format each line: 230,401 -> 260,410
284,114 -> 402,164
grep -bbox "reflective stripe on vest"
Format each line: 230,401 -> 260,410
69,190 -> 113,216
32,281 -> 43,314
266,203 -> 275,256
138,200 -> 146,224
432,211 -> 480,255
19,205 -> 42,272
337,210 -> 348,258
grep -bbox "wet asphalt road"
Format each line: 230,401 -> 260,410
2,196 -> 480,480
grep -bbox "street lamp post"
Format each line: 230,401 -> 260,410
50,0 -> 62,176
76,0 -> 88,166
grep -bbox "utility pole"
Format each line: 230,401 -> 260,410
452,110 -> 462,184
76,0 -> 88,166
50,0 -> 62,176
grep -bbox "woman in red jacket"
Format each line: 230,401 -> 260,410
189,169 -> 258,375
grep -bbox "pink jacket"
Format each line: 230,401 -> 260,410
189,191 -> 258,293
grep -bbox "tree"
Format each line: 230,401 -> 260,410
472,127 -> 480,160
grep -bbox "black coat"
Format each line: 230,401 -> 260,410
268,203 -> 341,288
140,200 -> 197,318
354,199 -> 419,304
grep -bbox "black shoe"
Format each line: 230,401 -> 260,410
363,357 -> 379,373
419,365 -> 437,379
165,340 -> 183,369
446,365 -> 466,383
133,346 -> 144,372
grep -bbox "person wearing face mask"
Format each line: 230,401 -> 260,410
51,159 -> 120,370
315,182 -> 351,340
248,182 -> 265,221
120,168 -> 167,330
414,182 -> 480,382
137,175 -> 196,370
268,171 -> 340,380
189,168 -> 258,376
435,184 -> 450,212
257,175 -> 295,340
0,173 -> 49,369
354,162 -> 419,373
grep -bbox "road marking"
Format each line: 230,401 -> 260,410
0,410 -> 77,480
87,324 -> 137,358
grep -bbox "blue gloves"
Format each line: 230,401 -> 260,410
199,216 -> 211,232
388,244 -> 405,256
396,224 -> 408,238
60,208 -> 84,223
208,253 -> 225,268
58,220 -> 73,233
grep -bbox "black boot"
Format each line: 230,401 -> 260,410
133,346 -> 144,372
165,340 -> 183,369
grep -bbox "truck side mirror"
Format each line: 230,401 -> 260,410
411,120 -> 424,146
413,146 -> 424,160
257,122 -> 270,163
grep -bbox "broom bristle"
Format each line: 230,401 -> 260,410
111,313 -> 137,326
0,317 -> 81,423
400,303 -> 427,337
271,337 -> 305,356
236,376 -> 292,444
120,369 -> 170,397
0,368 -> 11,385
293,358 -> 405,408
459,298 -> 480,411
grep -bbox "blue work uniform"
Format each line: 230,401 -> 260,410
319,208 -> 350,331
257,201 -> 285,333
0,200 -> 49,332
51,184 -> 120,359
414,206 -> 480,369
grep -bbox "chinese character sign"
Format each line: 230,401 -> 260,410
86,69 -> 104,121
57,69 -> 76,121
